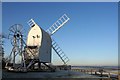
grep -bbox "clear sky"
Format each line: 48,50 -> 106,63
2,2 -> 118,66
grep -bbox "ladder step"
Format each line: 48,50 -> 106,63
61,54 -> 65,58
54,23 -> 58,28
65,59 -> 69,63
59,19 -> 63,23
53,43 -> 58,47
57,49 -> 61,52
64,57 -> 68,60
52,25 -> 56,30
62,16 -> 66,21
57,21 -> 61,25
52,41 -> 56,44
49,28 -> 53,32
51,25 -> 56,31
59,52 -> 64,55
55,47 -> 60,51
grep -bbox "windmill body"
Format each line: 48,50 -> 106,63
26,23 -> 52,63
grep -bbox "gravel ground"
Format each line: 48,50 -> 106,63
2,70 -> 110,79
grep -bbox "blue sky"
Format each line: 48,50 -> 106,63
2,2 -> 118,66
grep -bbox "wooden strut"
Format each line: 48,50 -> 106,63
26,59 -> 55,72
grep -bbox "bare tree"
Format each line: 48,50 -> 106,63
0,33 -> 7,69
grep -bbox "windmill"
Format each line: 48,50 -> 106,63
5,24 -> 27,71
5,14 -> 70,72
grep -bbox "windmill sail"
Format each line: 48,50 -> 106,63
46,14 -> 70,65
52,39 -> 69,64
46,14 -> 70,35
27,19 -> 36,27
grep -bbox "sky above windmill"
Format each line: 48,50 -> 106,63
2,2 -> 118,66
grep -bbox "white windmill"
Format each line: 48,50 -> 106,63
5,14 -> 70,72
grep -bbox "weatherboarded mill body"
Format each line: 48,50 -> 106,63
26,22 -> 52,63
